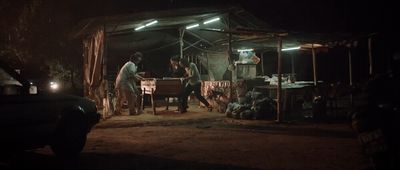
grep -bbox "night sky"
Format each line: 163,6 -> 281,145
67,0 -> 397,33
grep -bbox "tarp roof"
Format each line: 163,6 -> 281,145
72,5 -> 370,56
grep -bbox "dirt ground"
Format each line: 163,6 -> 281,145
1,104 -> 371,170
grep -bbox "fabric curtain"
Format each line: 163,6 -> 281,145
207,52 -> 229,80
83,27 -> 105,110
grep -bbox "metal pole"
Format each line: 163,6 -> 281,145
311,44 -> 317,86
179,28 -> 185,59
368,37 -> 373,76
276,36 -> 283,122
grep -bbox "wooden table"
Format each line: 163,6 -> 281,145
141,78 -> 184,115
254,83 -> 314,116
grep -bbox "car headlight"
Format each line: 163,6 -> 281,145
50,81 -> 60,91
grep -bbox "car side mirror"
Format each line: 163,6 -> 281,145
29,85 -> 37,94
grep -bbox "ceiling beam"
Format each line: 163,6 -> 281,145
183,40 -> 202,51
186,30 -> 214,46
142,41 -> 180,53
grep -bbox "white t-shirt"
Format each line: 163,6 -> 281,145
186,63 -> 201,85
115,61 -> 138,92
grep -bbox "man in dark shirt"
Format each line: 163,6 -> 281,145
168,55 -> 185,78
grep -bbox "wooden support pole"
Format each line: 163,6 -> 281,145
368,37 -> 373,76
311,44 -> 317,86
199,56 -> 202,74
276,36 -> 283,122
348,47 -> 353,107
228,14 -> 234,102
261,52 -> 264,75
291,53 -> 295,75
348,48 -> 353,86
102,26 -> 110,118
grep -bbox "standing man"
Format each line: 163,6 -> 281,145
179,58 -> 212,113
115,52 -> 144,115
168,55 -> 186,78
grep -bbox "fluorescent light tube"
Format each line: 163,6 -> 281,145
145,20 -> 158,26
186,24 -> 199,29
135,25 -> 146,31
237,49 -> 253,52
282,46 -> 301,51
204,17 -> 220,24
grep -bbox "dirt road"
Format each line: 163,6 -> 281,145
1,107 -> 370,170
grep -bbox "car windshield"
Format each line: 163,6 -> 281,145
0,67 -> 22,86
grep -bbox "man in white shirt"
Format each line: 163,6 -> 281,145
115,52 -> 144,115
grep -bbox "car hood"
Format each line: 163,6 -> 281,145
44,93 -> 98,113
10,93 -> 98,114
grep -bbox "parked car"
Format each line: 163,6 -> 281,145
0,60 -> 100,156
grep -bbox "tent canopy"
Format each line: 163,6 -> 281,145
73,5 -> 374,80
73,5 -> 355,56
